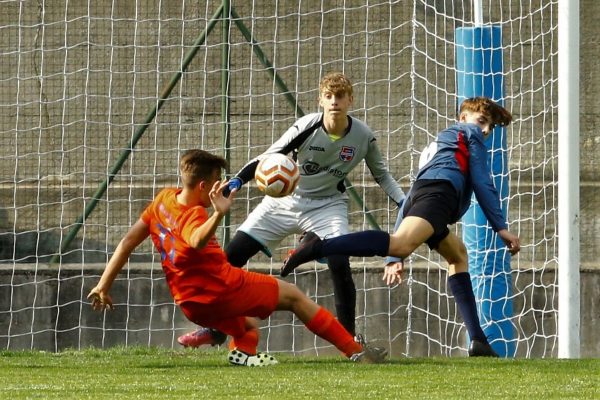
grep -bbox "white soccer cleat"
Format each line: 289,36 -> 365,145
228,349 -> 278,367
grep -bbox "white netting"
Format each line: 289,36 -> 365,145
0,1 -> 561,357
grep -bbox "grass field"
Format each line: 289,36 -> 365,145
1,347 -> 598,399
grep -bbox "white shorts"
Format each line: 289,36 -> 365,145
238,193 -> 349,251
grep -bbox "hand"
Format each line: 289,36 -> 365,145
222,177 -> 242,198
210,180 -> 237,214
87,287 -> 114,311
498,229 -> 521,255
383,260 -> 404,286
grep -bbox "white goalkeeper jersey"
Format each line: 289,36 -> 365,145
237,112 -> 405,203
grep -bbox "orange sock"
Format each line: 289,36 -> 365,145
305,306 -> 361,357
230,327 -> 259,355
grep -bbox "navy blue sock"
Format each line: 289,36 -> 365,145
317,231 -> 390,258
448,272 -> 487,342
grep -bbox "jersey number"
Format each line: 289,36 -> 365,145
157,223 -> 175,264
418,141 -> 438,169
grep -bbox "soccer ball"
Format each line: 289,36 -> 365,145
255,153 -> 300,197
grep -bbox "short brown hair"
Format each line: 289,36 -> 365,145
459,97 -> 513,127
179,149 -> 227,188
319,72 -> 353,97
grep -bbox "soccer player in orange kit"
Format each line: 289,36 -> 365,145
87,149 -> 386,366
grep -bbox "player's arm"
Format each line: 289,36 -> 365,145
468,131 -> 520,254
364,137 -> 406,206
225,114 -> 323,195
468,132 -> 506,231
223,128 -> 298,194
497,229 -> 520,255
88,218 -> 150,311
382,203 -> 405,285
186,180 -> 237,249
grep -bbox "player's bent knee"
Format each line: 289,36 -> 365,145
276,280 -> 306,310
444,242 -> 468,271
454,241 -> 468,265
388,235 -> 416,259
437,234 -> 468,270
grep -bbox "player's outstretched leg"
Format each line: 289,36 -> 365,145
281,231 -> 322,277
350,334 -> 388,363
281,230 -> 390,277
278,280 -> 387,363
304,306 -> 387,364
177,327 -> 227,348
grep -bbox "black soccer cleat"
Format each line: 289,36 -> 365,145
280,231 -> 322,277
468,339 -> 499,357
350,334 -> 388,364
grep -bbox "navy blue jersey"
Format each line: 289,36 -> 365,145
415,122 -> 507,232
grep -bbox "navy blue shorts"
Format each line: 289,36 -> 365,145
402,179 -> 460,249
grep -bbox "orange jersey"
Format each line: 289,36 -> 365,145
141,188 -> 244,304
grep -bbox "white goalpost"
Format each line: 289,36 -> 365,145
557,0 -> 580,359
0,0 -> 579,357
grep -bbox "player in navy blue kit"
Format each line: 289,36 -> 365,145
282,96 -> 520,357
177,72 -> 405,348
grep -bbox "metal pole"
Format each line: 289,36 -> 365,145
222,0 -> 232,244
456,25 -> 514,357
557,0 -> 580,359
473,0 -> 483,26
230,8 -> 303,118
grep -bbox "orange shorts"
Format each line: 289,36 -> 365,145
178,270 -> 279,338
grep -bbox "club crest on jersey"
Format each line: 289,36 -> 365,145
339,146 -> 355,162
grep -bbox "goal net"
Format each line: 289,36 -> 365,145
0,1 -> 560,357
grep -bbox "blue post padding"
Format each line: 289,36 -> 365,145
455,26 -> 515,357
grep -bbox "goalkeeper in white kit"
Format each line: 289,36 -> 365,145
178,71 -> 406,347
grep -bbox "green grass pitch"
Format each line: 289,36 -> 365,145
1,347 -> 598,399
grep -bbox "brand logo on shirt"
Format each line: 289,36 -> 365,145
302,161 -> 321,175
301,161 -> 346,178
339,146 -> 355,162
309,145 -> 325,152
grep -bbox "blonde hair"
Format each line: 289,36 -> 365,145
179,149 -> 227,188
319,72 -> 353,97
459,97 -> 513,127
